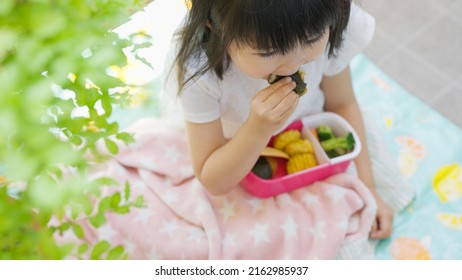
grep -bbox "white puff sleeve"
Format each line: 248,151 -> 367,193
162,37 -> 221,124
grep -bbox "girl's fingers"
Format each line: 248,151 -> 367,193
256,77 -> 293,101
264,81 -> 297,109
272,92 -> 299,119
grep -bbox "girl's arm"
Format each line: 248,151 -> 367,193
321,66 -> 394,239
186,77 -> 299,195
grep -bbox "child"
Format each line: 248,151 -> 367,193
163,0 -> 413,240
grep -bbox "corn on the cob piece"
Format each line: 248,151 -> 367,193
273,130 -> 301,150
284,139 -> 314,156
286,153 -> 317,174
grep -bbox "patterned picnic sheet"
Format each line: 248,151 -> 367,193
351,54 -> 462,259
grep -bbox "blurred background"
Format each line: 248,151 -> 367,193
362,0 -> 462,128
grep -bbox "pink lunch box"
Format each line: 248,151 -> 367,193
240,112 -> 362,198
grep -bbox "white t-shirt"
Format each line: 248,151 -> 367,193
162,4 -> 375,138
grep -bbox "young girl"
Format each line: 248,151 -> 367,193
163,0 -> 413,240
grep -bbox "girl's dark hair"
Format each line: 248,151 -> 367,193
174,0 -> 352,93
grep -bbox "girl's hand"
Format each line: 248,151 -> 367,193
370,196 -> 394,239
248,77 -> 299,135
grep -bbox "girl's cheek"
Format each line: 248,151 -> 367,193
243,60 -> 278,79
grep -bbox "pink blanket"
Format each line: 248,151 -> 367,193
75,118 -> 377,259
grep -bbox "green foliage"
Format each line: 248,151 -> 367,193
0,0 -> 152,259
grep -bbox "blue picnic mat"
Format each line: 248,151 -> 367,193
351,54 -> 462,259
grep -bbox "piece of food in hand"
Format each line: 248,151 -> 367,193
284,139 -> 314,156
286,153 -> 317,174
320,132 -> 355,158
251,156 -> 273,179
267,70 -> 307,96
273,129 -> 301,150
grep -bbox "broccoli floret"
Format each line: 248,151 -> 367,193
316,125 -> 335,141
320,132 -> 355,155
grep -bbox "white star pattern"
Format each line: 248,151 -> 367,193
277,194 -> 295,207
222,232 -> 237,249
139,157 -> 159,170
310,221 -> 326,240
132,181 -> 145,191
159,219 -> 178,237
247,223 -> 270,246
134,208 -> 155,225
246,198 -> 264,214
123,239 -> 137,256
326,188 -> 348,203
302,193 -> 321,206
195,198 -> 213,216
148,247 -> 163,260
280,216 -> 299,241
219,198 -> 236,222
98,223 -> 117,241
335,215 -> 349,231
163,190 -> 179,204
189,179 -> 205,196
164,145 -> 181,163
207,229 -> 218,239
187,227 -> 205,243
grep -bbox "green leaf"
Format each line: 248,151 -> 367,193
101,92 -> 113,116
70,204 -> 80,220
116,132 -> 135,145
72,224 -> 85,239
124,181 -> 130,202
59,222 -> 71,235
89,213 -> 106,228
104,138 -> 119,155
98,196 -> 111,213
106,245 -> 125,260
134,195 -> 145,208
82,197 -> 93,216
93,177 -> 119,187
114,205 -> 130,214
106,122 -> 119,135
70,135 -> 84,146
90,240 -> 110,260
110,192 -> 121,208
78,243 -> 89,255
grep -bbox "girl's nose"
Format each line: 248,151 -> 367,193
277,58 -> 306,76
276,48 -> 309,75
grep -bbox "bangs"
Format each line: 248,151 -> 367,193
223,0 -> 339,53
